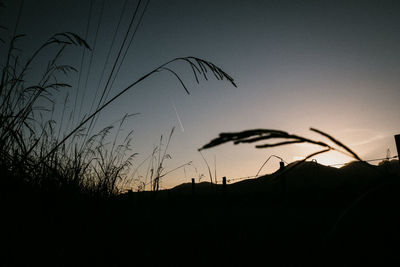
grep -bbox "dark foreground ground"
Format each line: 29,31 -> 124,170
2,161 -> 400,266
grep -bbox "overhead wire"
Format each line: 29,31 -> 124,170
104,0 -> 150,105
12,0 -> 24,38
87,0 -> 150,139
91,0 -> 129,112
2,0 -> 24,86
83,0 -> 143,141
73,0 -> 93,126
78,0 -> 106,120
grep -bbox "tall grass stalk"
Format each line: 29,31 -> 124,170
1,24 -> 236,196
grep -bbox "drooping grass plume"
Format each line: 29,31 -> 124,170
309,127 -> 362,161
200,127 -> 362,164
1,0 -> 236,197
42,56 -> 236,164
200,129 -> 329,151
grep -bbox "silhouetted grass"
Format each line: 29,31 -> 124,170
0,16 -> 239,263
199,127 -> 362,165
0,20 -> 236,198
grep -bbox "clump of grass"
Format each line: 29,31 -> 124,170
1,22 -> 236,197
0,30 -> 133,197
0,32 -> 90,190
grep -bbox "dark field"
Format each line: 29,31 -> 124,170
3,160 -> 400,266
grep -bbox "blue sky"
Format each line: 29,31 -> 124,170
1,0 -> 399,189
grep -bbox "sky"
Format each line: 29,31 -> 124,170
1,0 -> 400,189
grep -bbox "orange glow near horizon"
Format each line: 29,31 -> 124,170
152,129 -> 399,190
301,150 -> 355,167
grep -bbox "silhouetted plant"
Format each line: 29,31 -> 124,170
199,150 -> 215,184
43,56 -> 237,163
0,13 -> 236,197
129,127 -> 192,192
200,128 -> 362,168
152,127 -> 174,191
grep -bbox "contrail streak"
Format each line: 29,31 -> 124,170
172,101 -> 184,132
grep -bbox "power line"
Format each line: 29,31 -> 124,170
105,0 -> 150,104
12,0 -> 24,37
79,0 -> 106,119
88,0 -> 150,138
83,0 -> 144,142
73,0 -> 93,126
92,0 -> 129,111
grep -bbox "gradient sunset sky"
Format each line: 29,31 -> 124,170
1,0 -> 399,189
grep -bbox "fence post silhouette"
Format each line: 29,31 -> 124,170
395,134 -> 400,166
127,189 -> 133,200
222,176 -> 227,195
279,161 -> 285,171
191,178 -> 195,195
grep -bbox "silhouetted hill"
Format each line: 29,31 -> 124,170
169,160 -> 400,197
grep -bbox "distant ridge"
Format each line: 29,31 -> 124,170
169,160 -> 400,195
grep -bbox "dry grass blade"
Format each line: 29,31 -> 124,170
295,148 -> 331,164
51,32 -> 91,50
280,148 -> 332,176
310,127 -> 361,161
159,161 -> 192,179
256,155 -> 285,177
201,127 -> 363,175
199,128 -> 332,151
183,57 -> 237,88
159,67 -> 190,94
199,129 -> 288,150
233,132 -> 288,144
199,150 -> 214,184
42,56 -> 235,161
255,140 -> 305,148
